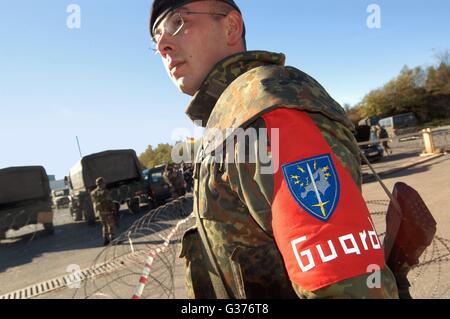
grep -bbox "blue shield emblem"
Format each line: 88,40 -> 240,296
282,154 -> 340,222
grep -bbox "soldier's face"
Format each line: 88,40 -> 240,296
155,2 -> 230,96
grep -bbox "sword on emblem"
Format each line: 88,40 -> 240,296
306,163 -> 329,217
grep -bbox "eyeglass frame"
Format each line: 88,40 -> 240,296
151,11 -> 228,53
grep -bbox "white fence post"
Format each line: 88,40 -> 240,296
422,128 -> 436,155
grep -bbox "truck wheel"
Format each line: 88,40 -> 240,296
83,200 -> 96,225
85,210 -> 96,225
86,216 -> 96,225
71,207 -> 82,221
43,223 -> 54,235
74,212 -> 83,221
84,207 -> 96,225
113,213 -> 120,228
128,198 -> 140,214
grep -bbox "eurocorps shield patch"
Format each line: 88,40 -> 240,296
282,154 -> 340,222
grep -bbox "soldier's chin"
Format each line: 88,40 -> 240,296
174,77 -> 196,96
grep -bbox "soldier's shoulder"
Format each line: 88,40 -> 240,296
209,64 -> 353,133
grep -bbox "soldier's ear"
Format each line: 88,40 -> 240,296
225,11 -> 243,46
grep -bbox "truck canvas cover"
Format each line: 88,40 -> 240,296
0,166 -> 50,205
70,150 -> 142,190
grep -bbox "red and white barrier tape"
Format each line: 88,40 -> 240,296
132,216 -> 192,299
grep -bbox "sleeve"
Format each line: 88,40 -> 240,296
163,171 -> 171,185
90,190 -> 97,203
227,107 -> 398,298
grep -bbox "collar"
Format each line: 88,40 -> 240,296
185,50 -> 285,126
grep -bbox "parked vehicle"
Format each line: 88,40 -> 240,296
358,116 -> 380,127
52,188 -> 70,209
378,112 -> 419,137
0,166 -> 54,239
354,125 -> 384,162
142,164 -> 172,207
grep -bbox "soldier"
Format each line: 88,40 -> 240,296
162,163 -> 172,185
91,177 -> 116,246
376,124 -> 392,155
183,163 -> 194,192
150,0 -> 399,298
163,163 -> 176,197
164,163 -> 186,198
172,164 -> 187,197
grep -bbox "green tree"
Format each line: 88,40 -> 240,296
139,143 -> 173,169
356,50 -> 450,124
359,66 -> 427,120
426,63 -> 450,95
343,103 -> 363,125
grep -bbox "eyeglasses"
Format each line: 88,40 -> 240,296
151,11 -> 227,54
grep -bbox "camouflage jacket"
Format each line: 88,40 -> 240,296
90,187 -> 113,214
163,169 -> 174,186
181,51 -> 398,299
163,169 -> 185,189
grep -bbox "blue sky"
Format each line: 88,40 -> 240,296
1,0 -> 449,179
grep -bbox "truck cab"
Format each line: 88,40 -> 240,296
52,188 -> 70,209
142,165 -> 172,207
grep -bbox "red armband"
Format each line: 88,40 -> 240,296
263,108 -> 385,291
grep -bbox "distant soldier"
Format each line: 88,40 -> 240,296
163,163 -> 186,199
91,177 -> 116,246
172,164 -> 187,197
183,163 -> 194,193
377,124 -> 392,155
370,125 -> 378,142
163,163 -> 176,197
163,163 -> 173,185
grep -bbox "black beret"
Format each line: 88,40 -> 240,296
149,0 -> 242,38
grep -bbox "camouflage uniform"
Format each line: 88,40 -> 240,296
91,177 -> 116,245
180,51 -> 399,299
163,164 -> 186,198
183,163 -> 194,192
377,125 -> 391,155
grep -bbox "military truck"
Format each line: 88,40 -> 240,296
142,164 -> 172,207
0,166 -> 54,239
68,149 -> 148,224
52,188 -> 70,209
378,112 -> 419,137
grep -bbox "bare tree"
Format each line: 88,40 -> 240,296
433,49 -> 450,66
